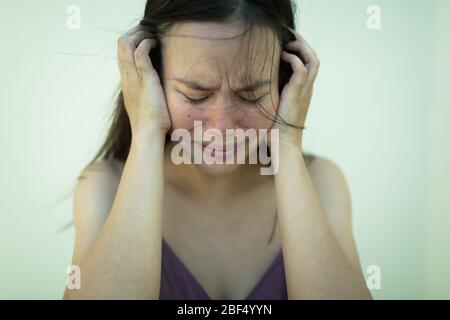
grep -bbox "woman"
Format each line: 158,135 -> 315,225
63,0 -> 372,300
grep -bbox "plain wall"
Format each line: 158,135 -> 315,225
0,0 -> 448,299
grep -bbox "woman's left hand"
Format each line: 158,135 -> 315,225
271,28 -> 320,148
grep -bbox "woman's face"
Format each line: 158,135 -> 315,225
161,21 -> 281,175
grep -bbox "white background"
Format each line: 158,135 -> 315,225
0,0 -> 449,299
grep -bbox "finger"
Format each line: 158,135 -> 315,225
124,23 -> 156,37
134,38 -> 158,78
117,35 -> 139,80
285,28 -> 319,63
128,30 -> 155,48
281,51 -> 308,86
117,31 -> 155,80
285,29 -> 320,82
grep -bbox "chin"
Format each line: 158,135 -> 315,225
196,162 -> 242,176
193,140 -> 262,176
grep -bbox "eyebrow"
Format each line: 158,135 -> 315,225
173,78 -> 271,92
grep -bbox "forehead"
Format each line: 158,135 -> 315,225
162,21 -> 281,85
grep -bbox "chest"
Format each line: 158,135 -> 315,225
161,182 -> 282,299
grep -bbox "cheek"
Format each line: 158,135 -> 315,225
166,96 -> 194,130
165,91 -> 280,131
240,97 -> 280,130
240,108 -> 273,130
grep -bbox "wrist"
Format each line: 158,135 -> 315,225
132,127 -> 167,147
278,131 -> 303,150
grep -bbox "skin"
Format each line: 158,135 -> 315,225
162,21 -> 279,177
64,21 -> 372,300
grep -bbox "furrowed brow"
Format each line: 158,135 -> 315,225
236,80 -> 272,92
174,79 -> 219,91
174,78 -> 271,92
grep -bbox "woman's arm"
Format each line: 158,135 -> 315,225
271,28 -> 372,299
64,130 -> 166,299
64,23 -> 171,299
273,141 -> 372,299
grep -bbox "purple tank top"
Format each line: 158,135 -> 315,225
159,239 -> 288,299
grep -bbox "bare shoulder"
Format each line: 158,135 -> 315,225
75,159 -> 123,210
306,155 -> 350,197
78,158 -> 123,180
71,159 -> 123,265
305,154 -> 351,225
305,155 -> 363,272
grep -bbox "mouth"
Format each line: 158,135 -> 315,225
194,140 -> 244,157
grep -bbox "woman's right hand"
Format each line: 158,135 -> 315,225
117,24 -> 172,137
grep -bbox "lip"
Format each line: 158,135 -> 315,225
195,140 -> 244,154
202,143 -> 234,152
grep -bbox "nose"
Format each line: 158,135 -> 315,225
202,95 -> 242,133
204,112 -> 235,134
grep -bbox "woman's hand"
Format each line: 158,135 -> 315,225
117,24 -> 172,137
271,28 -> 320,148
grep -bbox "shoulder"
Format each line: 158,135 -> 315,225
74,159 -> 123,210
77,158 -> 123,181
307,155 -> 350,201
71,159 -> 123,265
305,155 -> 363,271
306,155 -> 351,226
74,158 -> 125,215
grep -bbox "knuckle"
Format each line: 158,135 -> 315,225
300,72 -> 308,81
134,47 -> 144,58
292,54 -> 301,64
311,51 -> 320,65
141,38 -> 152,47
311,59 -> 320,71
295,61 -> 308,76
299,70 -> 308,81
117,38 -> 131,55
117,36 -> 128,48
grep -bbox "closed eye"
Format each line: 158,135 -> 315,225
184,96 -> 209,106
183,94 -> 268,106
239,94 -> 267,104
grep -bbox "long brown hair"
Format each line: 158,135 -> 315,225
67,0 -> 315,240
80,0 -> 313,173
